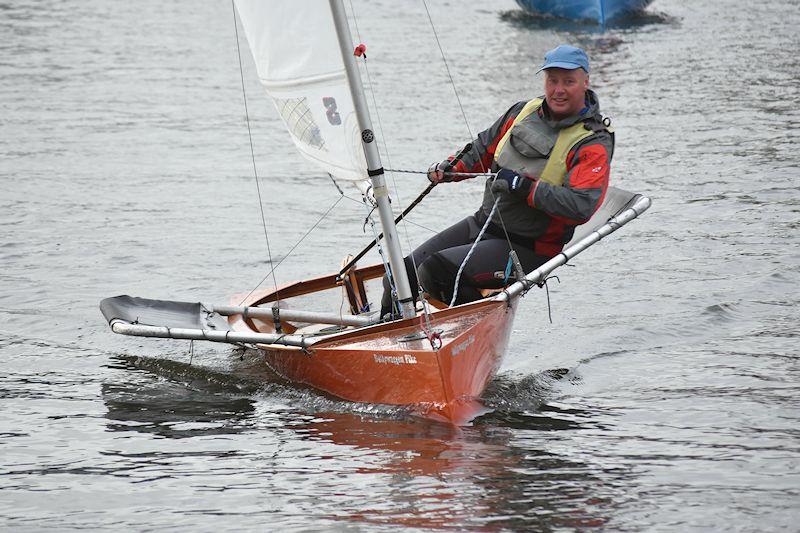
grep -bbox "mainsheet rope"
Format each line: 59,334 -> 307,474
449,196 -> 501,307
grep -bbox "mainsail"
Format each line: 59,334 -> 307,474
233,0 -> 368,183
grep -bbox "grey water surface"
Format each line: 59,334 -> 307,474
2,0 -> 799,530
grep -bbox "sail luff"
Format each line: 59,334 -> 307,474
232,0 -> 370,184
328,0 -> 415,319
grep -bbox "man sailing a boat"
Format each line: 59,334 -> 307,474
382,44 -> 613,317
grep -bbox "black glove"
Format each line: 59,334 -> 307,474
490,168 -> 534,197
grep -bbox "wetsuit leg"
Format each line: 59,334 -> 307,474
380,216 -> 550,313
380,217 -> 479,316
418,238 -> 549,305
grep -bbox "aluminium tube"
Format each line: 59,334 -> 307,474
498,195 -> 652,302
110,320 -> 314,348
328,0 -> 415,319
212,305 -> 375,327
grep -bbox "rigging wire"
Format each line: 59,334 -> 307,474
340,191 -> 437,233
231,1 -> 280,303
420,1 -> 515,259
420,0 -> 520,302
364,206 -> 397,314
347,0 -> 435,324
385,167 -> 497,178
397,217 -> 437,235
236,195 -> 345,306
420,0 -> 479,162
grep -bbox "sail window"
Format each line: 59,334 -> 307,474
274,97 -> 325,151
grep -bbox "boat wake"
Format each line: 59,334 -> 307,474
474,368 -> 598,429
483,369 -> 568,411
105,351 -> 586,429
105,351 -> 419,423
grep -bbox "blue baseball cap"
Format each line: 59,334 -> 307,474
537,45 -> 590,73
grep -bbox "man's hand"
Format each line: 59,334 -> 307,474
491,168 -> 521,193
491,168 -> 534,197
427,161 -> 450,183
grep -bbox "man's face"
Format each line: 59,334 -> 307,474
544,68 -> 589,119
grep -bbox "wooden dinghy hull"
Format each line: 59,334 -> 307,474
233,299 -> 516,425
100,191 -> 650,426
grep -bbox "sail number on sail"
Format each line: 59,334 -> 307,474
322,97 -> 341,125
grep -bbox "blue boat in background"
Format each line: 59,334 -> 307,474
515,0 -> 653,25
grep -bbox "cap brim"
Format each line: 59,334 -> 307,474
536,61 -> 584,73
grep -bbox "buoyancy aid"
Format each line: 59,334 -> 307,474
478,95 -> 613,248
494,98 -> 609,186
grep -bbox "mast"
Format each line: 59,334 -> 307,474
329,0 -> 416,319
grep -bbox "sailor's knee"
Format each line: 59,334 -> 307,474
417,255 -> 453,300
416,257 -> 436,290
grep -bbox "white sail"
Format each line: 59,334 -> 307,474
233,1 -> 368,182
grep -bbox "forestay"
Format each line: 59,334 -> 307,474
233,1 -> 368,183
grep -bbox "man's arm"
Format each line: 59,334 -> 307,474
444,101 -> 528,180
526,132 -> 613,224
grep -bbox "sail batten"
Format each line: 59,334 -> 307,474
259,72 -> 347,90
233,0 -> 368,183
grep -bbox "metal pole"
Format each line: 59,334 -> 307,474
498,195 -> 652,302
328,0 -> 415,319
212,304 -> 375,327
110,320 -> 314,348
338,182 -> 436,279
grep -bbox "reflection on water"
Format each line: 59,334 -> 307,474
499,7 -> 676,32
99,353 -> 629,529
272,407 -> 628,529
102,381 -> 256,439
3,0 -> 800,528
